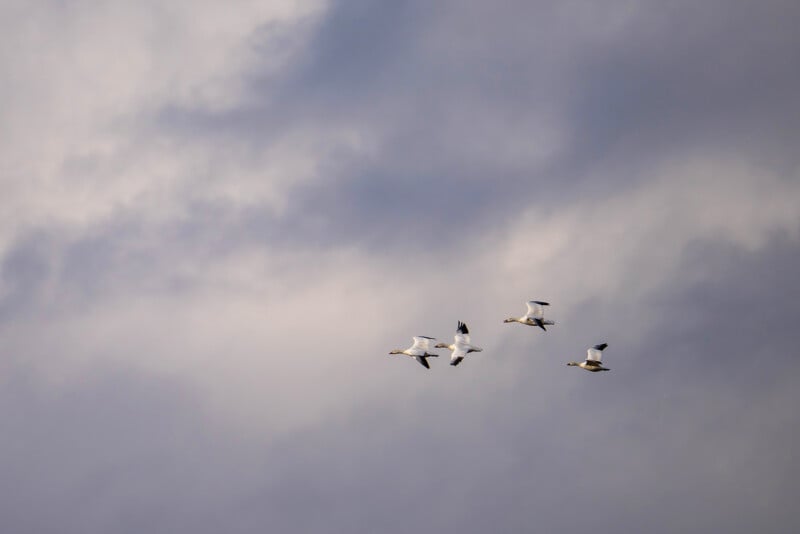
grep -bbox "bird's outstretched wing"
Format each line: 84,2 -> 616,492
411,336 -> 436,352
525,300 -> 549,319
415,356 -> 430,369
586,343 -> 607,362
455,322 -> 471,344
450,344 -> 468,366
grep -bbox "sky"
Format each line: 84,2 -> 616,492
1,1 -> 800,532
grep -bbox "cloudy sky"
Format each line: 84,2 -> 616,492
2,1 -> 800,532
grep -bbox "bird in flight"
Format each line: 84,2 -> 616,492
436,321 -> 483,367
567,343 -> 610,372
389,336 -> 439,369
504,300 -> 555,331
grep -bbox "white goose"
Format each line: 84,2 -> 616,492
567,343 -> 610,372
435,321 -> 483,367
504,300 -> 554,331
389,336 -> 439,369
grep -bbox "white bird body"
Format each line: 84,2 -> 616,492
389,336 -> 439,369
504,300 -> 554,331
567,343 -> 610,372
436,322 -> 483,366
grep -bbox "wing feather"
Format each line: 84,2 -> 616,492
411,336 -> 435,352
587,342 -> 608,363
450,344 -> 468,365
454,332 -> 470,345
525,300 -> 549,319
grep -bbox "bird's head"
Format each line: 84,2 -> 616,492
566,361 -> 579,366
503,317 -> 516,323
388,350 -> 403,355
434,343 -> 449,349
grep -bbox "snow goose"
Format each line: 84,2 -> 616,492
389,336 -> 439,369
567,343 -> 610,372
504,300 -> 554,331
435,321 -> 483,367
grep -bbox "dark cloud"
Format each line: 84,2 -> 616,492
238,231 -> 800,534
565,0 -> 800,174
153,0 -> 800,255
0,361 -> 230,533
287,0 -> 427,102
2,219 -> 798,534
3,1 -> 800,532
0,231 -> 53,323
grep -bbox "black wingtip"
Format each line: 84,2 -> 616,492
531,300 -> 550,306
457,321 -> 469,334
594,343 -> 608,351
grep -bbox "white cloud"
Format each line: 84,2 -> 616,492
2,2 -> 799,530
6,146 -> 797,436
497,154 -> 800,311
0,0 -> 325,249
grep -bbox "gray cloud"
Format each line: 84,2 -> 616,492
0,361 -> 236,533
0,231 -> 54,323
1,1 -> 799,533
240,231 -> 800,534
153,0 -> 800,256
563,1 -> 800,173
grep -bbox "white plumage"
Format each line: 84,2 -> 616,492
436,322 -> 483,367
389,336 -> 439,369
504,300 -> 555,331
526,300 -> 547,319
567,343 -> 610,372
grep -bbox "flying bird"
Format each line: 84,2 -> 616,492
389,336 -> 439,369
567,343 -> 610,372
504,300 -> 554,331
435,321 -> 483,366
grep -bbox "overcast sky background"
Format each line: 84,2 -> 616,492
2,1 -> 800,532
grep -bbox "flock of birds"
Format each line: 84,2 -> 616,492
389,300 -> 610,372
